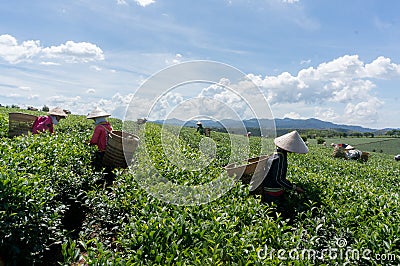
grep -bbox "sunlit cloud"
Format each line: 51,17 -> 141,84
0,34 -> 104,64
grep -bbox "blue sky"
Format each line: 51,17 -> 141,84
1,0 -> 400,129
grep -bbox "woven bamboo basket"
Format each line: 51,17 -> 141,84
224,155 -> 269,184
103,131 -> 140,168
8,112 -> 38,138
332,146 -> 346,158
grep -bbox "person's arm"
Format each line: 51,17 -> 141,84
274,154 -> 293,190
275,154 -> 305,193
292,184 -> 305,193
89,126 -> 101,146
32,116 -> 52,134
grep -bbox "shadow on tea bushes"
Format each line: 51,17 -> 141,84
0,130 -> 99,265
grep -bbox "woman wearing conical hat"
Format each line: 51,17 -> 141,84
87,107 -> 113,170
32,106 -> 68,134
261,130 -> 307,206
196,121 -> 205,135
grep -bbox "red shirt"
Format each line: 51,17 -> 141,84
89,122 -> 112,151
32,116 -> 54,134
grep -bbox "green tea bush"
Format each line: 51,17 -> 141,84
0,108 -> 99,264
0,107 -> 399,265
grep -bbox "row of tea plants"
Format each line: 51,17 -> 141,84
0,107 -> 399,265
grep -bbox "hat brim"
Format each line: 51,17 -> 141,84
48,107 -> 68,117
274,131 -> 308,154
87,114 -> 111,119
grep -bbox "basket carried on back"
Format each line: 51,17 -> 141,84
332,146 -> 346,159
103,130 -> 140,168
8,112 -> 38,138
224,155 -> 269,184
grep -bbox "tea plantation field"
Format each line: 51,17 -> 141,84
0,107 -> 399,265
309,137 -> 400,156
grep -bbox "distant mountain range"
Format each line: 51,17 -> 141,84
273,118 -> 374,132
153,117 -> 398,133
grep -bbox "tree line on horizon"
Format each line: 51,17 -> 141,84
1,104 -> 399,138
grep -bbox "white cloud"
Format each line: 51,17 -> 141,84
117,0 -> 128,5
303,55 -> 365,80
248,72 -> 306,103
86,88 -> 96,94
283,112 -> 303,119
95,92 -> 151,120
111,92 -> 134,105
300,59 -> 311,65
28,94 -> 39,100
202,90 -> 245,115
42,95 -> 111,117
330,79 -> 375,103
165,53 -> 183,65
344,97 -> 384,124
135,0 -> 155,7
314,107 -> 340,122
0,34 -> 41,64
364,56 -> 400,79
248,54 -> 400,105
119,77 -> 264,122
247,54 -> 400,126
196,80 -> 264,120
199,83 -> 226,98
48,95 -> 81,104
42,41 -> 104,63
90,65 -> 102,71
150,92 -> 184,119
0,34 -> 104,64
282,0 -> 299,3
1,89 -> 37,101
40,61 -> 60,66
19,86 -> 31,91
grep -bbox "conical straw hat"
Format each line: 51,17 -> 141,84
344,145 -> 354,150
48,106 -> 68,117
87,107 -> 111,119
274,130 -> 308,154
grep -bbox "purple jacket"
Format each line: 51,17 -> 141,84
32,116 -> 54,134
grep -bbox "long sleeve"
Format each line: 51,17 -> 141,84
89,126 -> 102,146
274,152 -> 293,190
89,122 -> 112,151
262,151 -> 294,191
32,116 -> 53,134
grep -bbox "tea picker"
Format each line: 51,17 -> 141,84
32,106 -> 68,134
87,107 -> 113,173
196,121 -> 205,135
250,130 -> 308,207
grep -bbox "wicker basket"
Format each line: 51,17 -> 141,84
224,155 -> 269,183
8,112 -> 38,138
332,146 -> 346,158
102,131 -> 140,168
